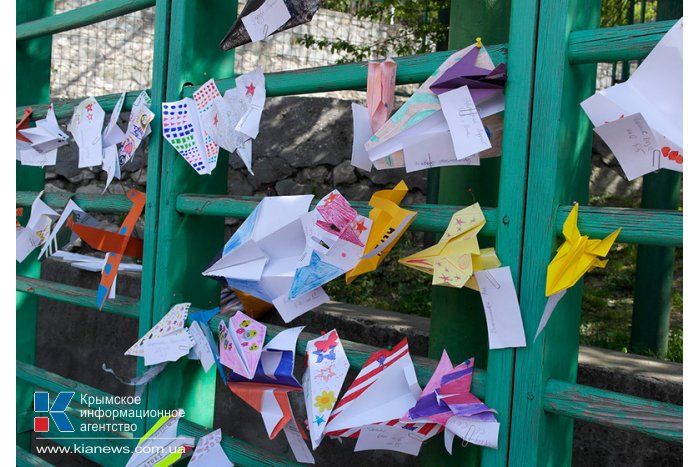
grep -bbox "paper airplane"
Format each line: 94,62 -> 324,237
581,18 -> 682,180
17,104 -> 69,167
67,188 -> 146,309
220,0 -> 322,50
302,330 -> 350,449
399,203 -> 500,289
536,203 -> 620,337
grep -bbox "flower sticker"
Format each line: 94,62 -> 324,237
314,390 -> 337,412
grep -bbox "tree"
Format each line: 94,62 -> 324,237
296,0 -> 450,63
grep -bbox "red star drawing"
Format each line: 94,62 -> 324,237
439,275 -> 451,282
213,114 -> 219,126
315,366 -> 337,383
245,83 -> 256,96
355,219 -> 368,234
322,192 -> 339,207
455,218 -> 464,226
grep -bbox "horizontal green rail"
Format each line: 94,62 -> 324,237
17,21 -> 673,118
176,195 -> 682,246
184,45 -> 507,98
17,360 -> 144,426
178,419 -> 301,466
16,276 -> 140,319
16,89 -> 146,122
16,0 -> 156,41
176,194 -> 499,236
558,205 -> 682,247
17,191 -> 135,213
16,21 -> 675,120
18,362 -> 301,466
569,20 -> 675,64
16,446 -> 53,467
544,379 -> 682,442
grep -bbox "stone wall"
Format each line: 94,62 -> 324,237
44,93 -> 639,218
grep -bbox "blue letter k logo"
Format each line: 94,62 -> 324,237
34,392 -> 75,432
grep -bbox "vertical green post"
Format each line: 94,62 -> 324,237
16,0 -> 54,450
144,0 -> 235,429
509,0 -> 600,464
130,0 -> 172,435
429,0 -> 511,364
422,1 -> 512,465
629,0 -> 682,358
620,0 -> 635,81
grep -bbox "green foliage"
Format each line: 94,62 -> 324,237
296,0 -> 449,63
324,232 -> 433,315
300,0 -> 655,63
580,195 -> 682,363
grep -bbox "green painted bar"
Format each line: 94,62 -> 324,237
183,45 -> 507,98
178,419 -> 302,466
175,193 -> 499,236
630,1 -> 682,360
16,0 -> 156,41
556,205 -> 682,247
424,1 -> 512,464
16,0 -> 53,451
16,361 -> 144,425
145,0 -> 235,431
508,0 -> 601,463
16,276 -> 140,319
16,446 -> 54,467
17,191 -> 134,213
175,195 -> 682,246
479,0 -> 542,463
16,21 -> 672,119
17,89 -> 146,122
568,20 -> 675,64
131,0 -> 172,436
543,379 -> 682,442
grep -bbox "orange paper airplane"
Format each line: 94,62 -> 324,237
67,188 -> 146,309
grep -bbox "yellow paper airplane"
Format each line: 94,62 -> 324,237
399,203 -> 500,290
345,181 -> 416,283
546,203 -> 621,297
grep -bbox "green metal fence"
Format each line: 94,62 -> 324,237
16,0 -> 682,465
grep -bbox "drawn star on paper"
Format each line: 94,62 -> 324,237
322,192 -> 339,207
455,218 -> 465,226
315,366 -> 337,383
314,415 -> 325,426
355,219 -> 368,234
377,356 -> 386,367
245,83 -> 256,96
439,275 -> 451,282
213,114 -> 219,126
